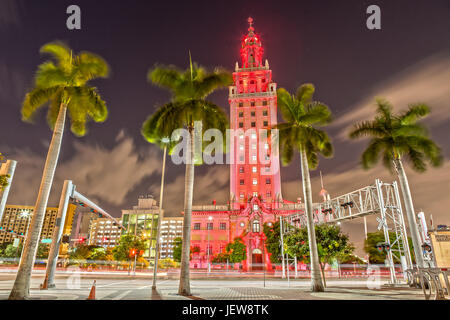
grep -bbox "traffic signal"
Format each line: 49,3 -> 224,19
376,242 -> 390,252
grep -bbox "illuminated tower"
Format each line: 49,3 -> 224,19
229,18 -> 282,208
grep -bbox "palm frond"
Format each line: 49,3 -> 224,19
46,91 -> 63,129
40,41 -> 72,72
82,87 -> 108,122
405,147 -> 427,173
375,98 -> 393,120
74,52 -> 110,83
361,139 -> 385,169
409,136 -> 443,167
277,88 -> 296,122
148,65 -> 182,94
349,121 -> 385,139
392,123 -> 428,138
300,102 -> 332,126
35,62 -> 68,88
399,103 -> 430,125
21,87 -> 61,122
196,70 -> 232,98
296,83 -> 315,104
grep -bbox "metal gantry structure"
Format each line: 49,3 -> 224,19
42,179 -> 125,289
280,179 -> 413,284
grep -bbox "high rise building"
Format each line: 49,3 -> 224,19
121,195 -> 163,261
160,217 -> 183,259
190,18 -> 304,271
0,204 -> 76,248
88,217 -> 122,248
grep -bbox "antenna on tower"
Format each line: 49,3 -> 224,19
320,171 -> 324,189
319,171 -> 329,202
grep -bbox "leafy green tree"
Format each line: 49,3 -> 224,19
158,258 -> 179,269
69,244 -> 92,261
88,247 -> 107,261
143,56 -> 231,296
275,84 -> 333,292
36,243 -> 50,259
285,224 -> 355,287
172,237 -> 182,262
212,252 -> 230,263
10,42 -> 110,300
4,244 -> 21,258
349,99 -> 442,268
263,221 -> 285,263
364,231 -> 416,264
225,237 -> 247,263
0,153 -> 10,192
112,234 -> 147,262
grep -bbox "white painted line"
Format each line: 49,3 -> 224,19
97,280 -> 135,288
112,290 -> 132,300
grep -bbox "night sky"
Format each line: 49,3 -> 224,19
1,0 -> 449,254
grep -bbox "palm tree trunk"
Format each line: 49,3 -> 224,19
320,262 -> 327,287
9,103 -> 67,300
300,149 -> 324,292
178,127 -> 195,296
152,145 -> 167,289
394,158 -> 425,268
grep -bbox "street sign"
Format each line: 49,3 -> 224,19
41,238 -> 52,244
13,238 -> 20,247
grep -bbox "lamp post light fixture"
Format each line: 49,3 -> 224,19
207,216 -> 213,273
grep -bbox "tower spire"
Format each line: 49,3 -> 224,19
240,17 -> 263,68
248,17 -> 254,32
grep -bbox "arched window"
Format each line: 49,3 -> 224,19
252,220 -> 260,233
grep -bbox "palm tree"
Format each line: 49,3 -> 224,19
9,42 -> 109,300
349,99 -> 442,268
143,56 -> 231,296
276,84 -> 333,292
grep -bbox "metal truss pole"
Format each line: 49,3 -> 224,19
375,179 -> 397,284
42,180 -> 74,289
279,216 -> 286,279
393,181 -> 413,270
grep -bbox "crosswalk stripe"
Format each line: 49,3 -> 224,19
112,290 -> 132,300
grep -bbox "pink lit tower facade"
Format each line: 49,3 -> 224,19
190,18 -> 302,272
229,17 -> 282,208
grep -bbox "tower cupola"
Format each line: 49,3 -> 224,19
240,17 -> 264,68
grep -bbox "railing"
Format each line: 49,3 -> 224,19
191,205 -> 230,211
406,267 -> 450,300
229,91 -> 276,99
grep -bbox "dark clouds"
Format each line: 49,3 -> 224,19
3,131 -> 161,214
0,1 -> 449,256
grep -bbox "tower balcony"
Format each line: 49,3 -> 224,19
229,91 -> 276,100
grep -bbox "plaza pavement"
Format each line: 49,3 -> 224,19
0,272 -> 425,300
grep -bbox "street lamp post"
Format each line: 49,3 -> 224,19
133,252 -> 137,276
207,216 -> 212,274
152,142 -> 168,290
19,210 -> 32,259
